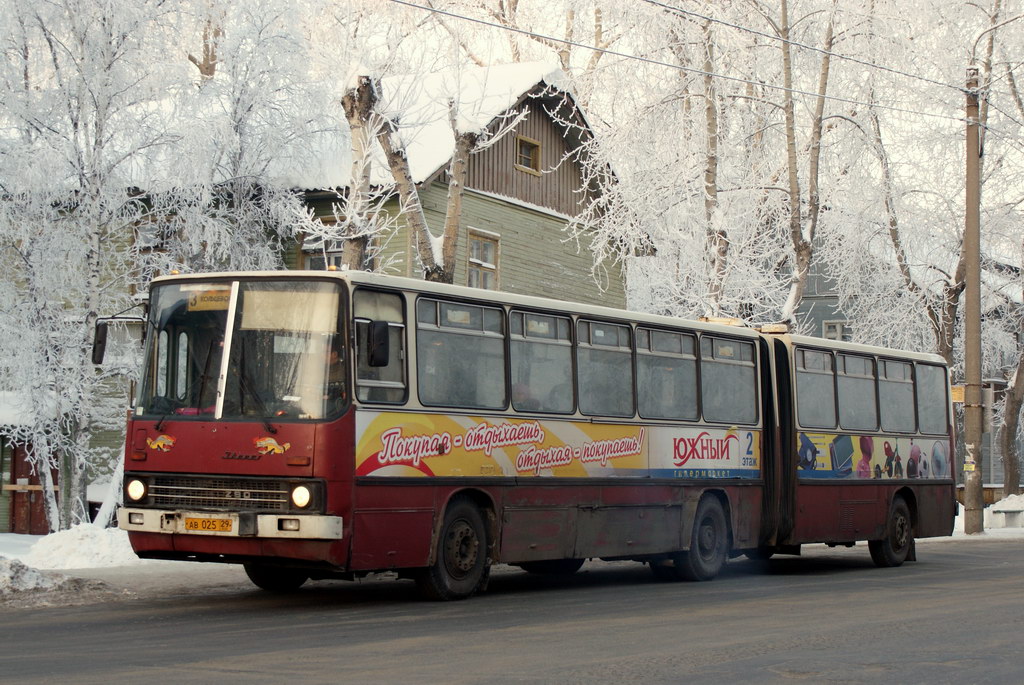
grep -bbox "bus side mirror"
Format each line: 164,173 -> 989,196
368,321 -> 390,367
92,316 -> 145,365
92,320 -> 109,365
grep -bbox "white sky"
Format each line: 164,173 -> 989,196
278,61 -> 566,189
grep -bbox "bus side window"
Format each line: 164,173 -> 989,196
700,337 -> 757,424
795,348 -> 836,429
916,363 -> 948,435
837,353 -> 877,431
353,290 -> 407,404
510,311 -> 573,413
636,327 -> 698,421
879,359 -> 915,432
416,298 -> 506,410
577,320 -> 634,417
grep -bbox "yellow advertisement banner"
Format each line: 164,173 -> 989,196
355,411 -> 760,479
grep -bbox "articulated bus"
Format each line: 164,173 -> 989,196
115,271 -> 955,599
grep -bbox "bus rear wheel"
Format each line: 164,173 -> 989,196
518,558 -> 585,576
650,497 -> 729,582
869,496 -> 913,568
417,497 -> 489,600
244,563 -> 309,593
677,496 -> 729,581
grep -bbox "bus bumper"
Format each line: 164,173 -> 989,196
118,508 -> 344,540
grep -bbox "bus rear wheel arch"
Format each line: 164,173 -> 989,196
650,494 -> 731,582
416,496 -> 491,600
869,495 -> 914,568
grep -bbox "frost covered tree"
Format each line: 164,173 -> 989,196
564,0 -> 857,323
0,0 -> 182,529
149,0 -> 327,276
0,0 -> 334,529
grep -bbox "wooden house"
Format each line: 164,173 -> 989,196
290,63 -> 624,309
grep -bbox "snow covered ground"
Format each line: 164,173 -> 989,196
2,497 -> 1023,608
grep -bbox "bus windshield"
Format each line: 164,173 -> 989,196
136,279 -> 345,421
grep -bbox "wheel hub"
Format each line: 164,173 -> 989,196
444,521 -> 479,577
894,514 -> 908,549
698,520 -> 716,558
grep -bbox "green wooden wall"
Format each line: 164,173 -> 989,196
301,183 -> 625,310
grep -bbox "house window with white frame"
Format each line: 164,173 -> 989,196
468,232 -> 499,290
823,320 -> 853,342
302,226 -> 345,270
305,250 -> 344,271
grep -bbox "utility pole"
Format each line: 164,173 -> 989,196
963,67 -> 985,534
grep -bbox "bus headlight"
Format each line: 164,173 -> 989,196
126,479 -> 148,502
291,485 -> 312,509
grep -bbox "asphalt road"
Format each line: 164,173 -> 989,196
2,539 -> 1022,684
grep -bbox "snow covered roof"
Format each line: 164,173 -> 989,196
280,61 -> 574,190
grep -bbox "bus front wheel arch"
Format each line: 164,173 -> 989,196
244,563 -> 309,593
416,496 -> 490,600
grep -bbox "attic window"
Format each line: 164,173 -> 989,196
515,136 -> 541,175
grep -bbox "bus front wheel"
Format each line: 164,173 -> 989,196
869,496 -> 913,568
417,497 -> 490,600
677,496 -> 729,581
244,563 -> 309,593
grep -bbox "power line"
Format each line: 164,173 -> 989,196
388,0 -> 967,124
640,0 -> 962,94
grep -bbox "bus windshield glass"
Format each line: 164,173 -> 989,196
136,279 -> 345,421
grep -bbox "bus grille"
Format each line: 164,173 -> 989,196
149,476 -> 290,512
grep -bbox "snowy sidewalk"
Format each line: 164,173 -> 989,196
0,524 -> 245,607
3,500 -> 1023,609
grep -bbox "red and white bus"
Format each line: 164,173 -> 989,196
115,271 -> 955,599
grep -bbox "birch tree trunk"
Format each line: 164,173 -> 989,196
701,19 -> 726,317
375,113 -> 443,279
340,76 -> 378,271
38,451 -> 60,533
869,109 -> 963,367
439,103 -> 479,284
778,1 -> 834,324
777,0 -> 805,325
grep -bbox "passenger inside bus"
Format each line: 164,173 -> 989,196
326,339 -> 346,409
511,383 -> 540,411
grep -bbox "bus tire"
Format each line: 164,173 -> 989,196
244,563 -> 308,593
518,558 -> 585,576
417,497 -> 489,601
869,496 -> 913,568
677,496 -> 729,581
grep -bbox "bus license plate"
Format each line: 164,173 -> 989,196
184,517 -> 233,533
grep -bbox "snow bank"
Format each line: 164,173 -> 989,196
0,558 -> 70,595
0,556 -> 117,607
994,493 -> 1024,509
20,523 -> 147,570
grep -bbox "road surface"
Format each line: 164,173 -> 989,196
2,539 -> 1021,684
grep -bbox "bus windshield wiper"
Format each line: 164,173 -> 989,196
236,363 -> 277,435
